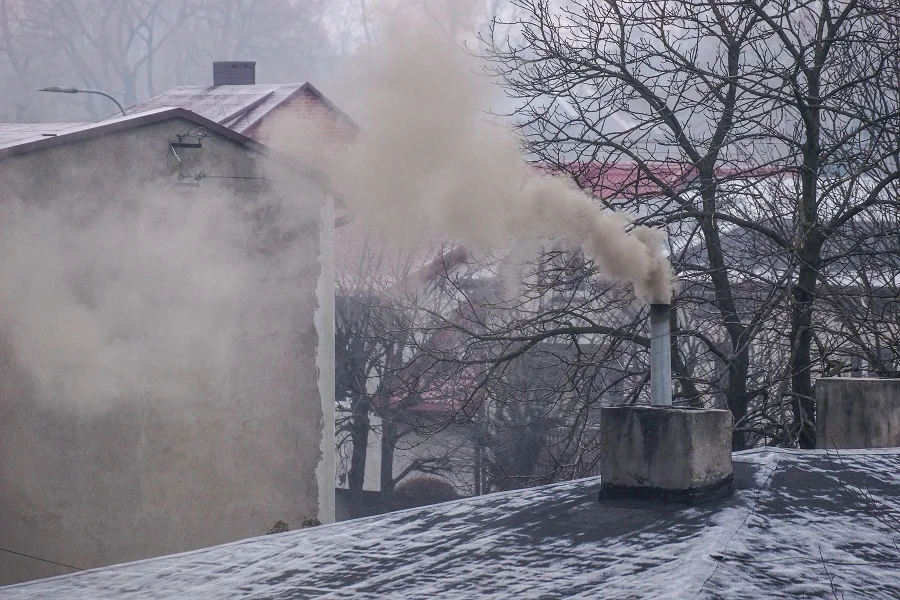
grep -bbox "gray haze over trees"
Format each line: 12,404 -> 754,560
0,0 -> 513,122
0,0 -> 332,121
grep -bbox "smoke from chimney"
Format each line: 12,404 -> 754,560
270,12 -> 673,303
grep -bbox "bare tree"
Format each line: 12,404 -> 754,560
333,230 -> 471,503
462,0 -> 900,449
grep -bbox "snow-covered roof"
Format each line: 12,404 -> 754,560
4,448 -> 899,599
0,123 -> 89,149
0,108 -> 270,158
125,82 -> 358,138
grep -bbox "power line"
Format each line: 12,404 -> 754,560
191,171 -> 273,181
0,546 -> 84,572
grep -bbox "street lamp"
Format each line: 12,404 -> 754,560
38,87 -> 127,118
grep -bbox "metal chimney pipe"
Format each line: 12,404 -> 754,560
650,303 -> 672,406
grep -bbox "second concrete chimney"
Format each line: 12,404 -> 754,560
213,61 -> 256,86
816,377 -> 900,449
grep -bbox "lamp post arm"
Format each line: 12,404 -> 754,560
79,89 -> 128,117
38,87 -> 127,118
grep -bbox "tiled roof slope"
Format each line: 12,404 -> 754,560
3,448 -> 899,599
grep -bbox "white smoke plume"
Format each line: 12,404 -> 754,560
0,159 -> 325,568
277,9 -> 673,304
0,178 -> 315,411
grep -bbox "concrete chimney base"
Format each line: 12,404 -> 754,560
599,406 -> 733,503
816,378 -> 900,449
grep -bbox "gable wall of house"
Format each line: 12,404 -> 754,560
0,117 -> 331,584
244,88 -> 357,168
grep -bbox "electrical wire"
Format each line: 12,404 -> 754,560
166,145 -> 182,171
0,546 -> 84,571
185,127 -> 208,139
188,171 -> 273,181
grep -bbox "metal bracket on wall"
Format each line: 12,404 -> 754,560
171,130 -> 206,149
174,171 -> 201,187
167,127 -> 208,174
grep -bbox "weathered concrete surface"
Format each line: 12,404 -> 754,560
600,406 -> 733,499
816,378 -> 900,449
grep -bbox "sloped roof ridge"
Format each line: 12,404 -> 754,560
219,81 -> 360,136
0,107 -> 267,160
735,446 -> 900,457
219,91 -> 277,129
296,82 -> 360,130
132,82 -> 287,102
126,81 -> 360,134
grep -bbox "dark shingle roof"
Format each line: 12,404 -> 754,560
3,448 -> 899,599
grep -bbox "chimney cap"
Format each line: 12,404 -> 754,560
213,61 -> 256,86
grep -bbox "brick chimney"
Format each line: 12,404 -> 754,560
213,61 -> 256,86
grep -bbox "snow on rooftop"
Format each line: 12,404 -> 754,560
3,448 -> 899,599
124,82 -> 357,139
125,84 -> 292,134
0,123 -> 88,150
